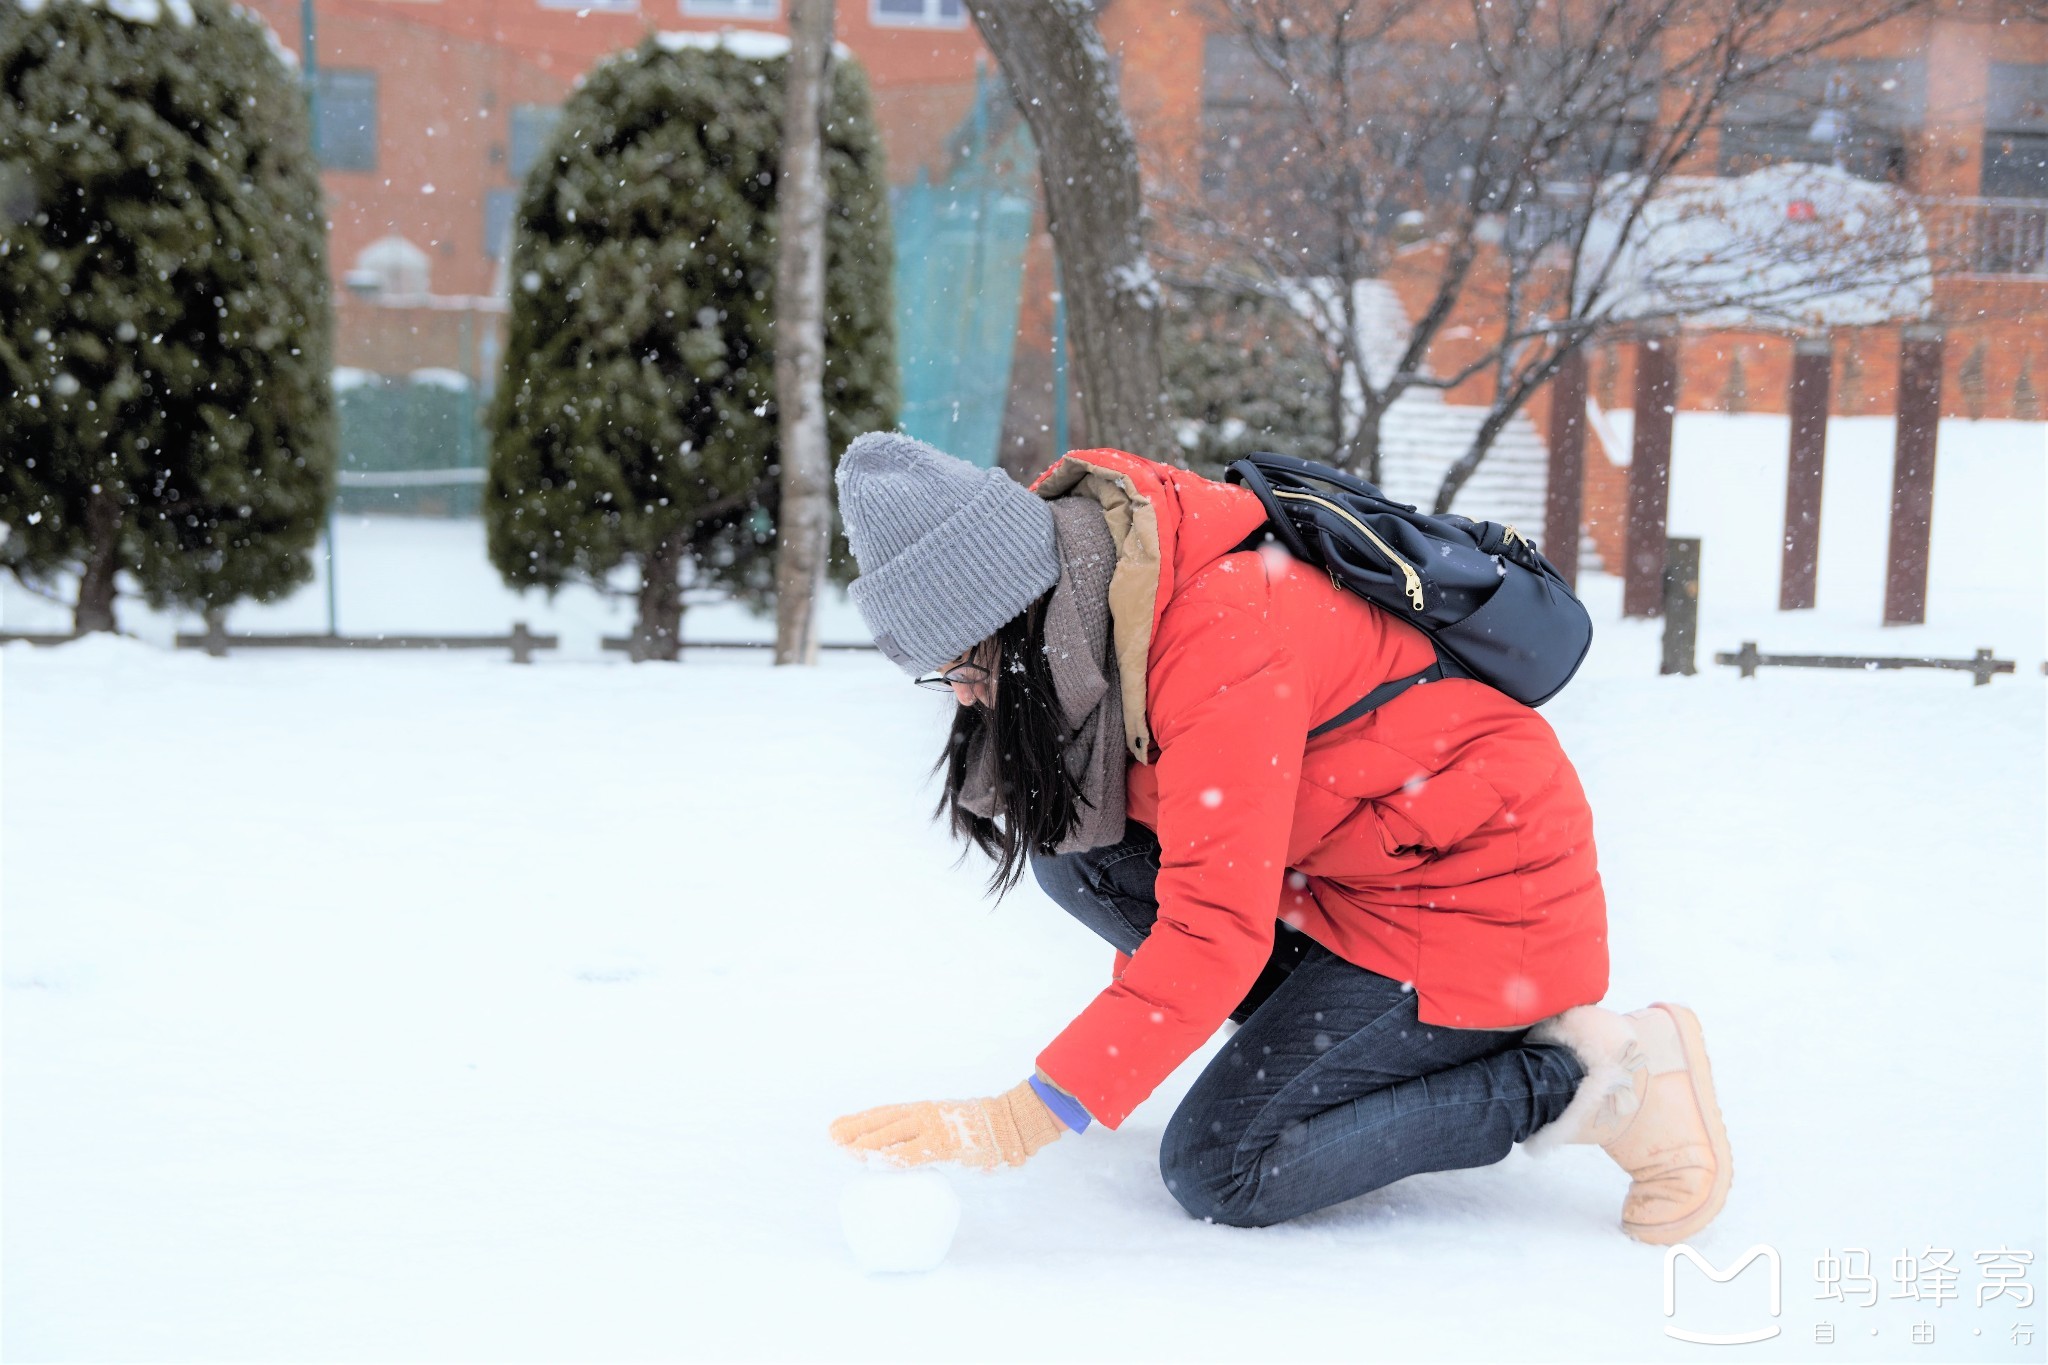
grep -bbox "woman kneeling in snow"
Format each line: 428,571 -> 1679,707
826,432 -> 1732,1244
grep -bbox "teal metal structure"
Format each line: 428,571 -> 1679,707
890,68 -> 1036,468
334,375 -> 485,518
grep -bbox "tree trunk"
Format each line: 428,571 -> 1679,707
1329,365 -> 1357,473
1430,342 -> 1587,518
1544,346 -> 1588,590
73,483 -> 121,635
1622,332 -> 1679,618
962,0 -> 1172,461
773,0 -> 834,666
1352,390 -> 1386,487
634,530 -> 686,662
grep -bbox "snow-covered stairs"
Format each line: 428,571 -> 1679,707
1373,390 -> 1549,535
1373,397 -> 1607,576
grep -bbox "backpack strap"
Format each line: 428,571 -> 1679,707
1308,659 -> 1461,739
1224,457 -> 1319,563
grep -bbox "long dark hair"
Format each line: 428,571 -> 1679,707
935,590 -> 1086,896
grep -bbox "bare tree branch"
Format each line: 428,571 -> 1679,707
1162,0 -> 1942,513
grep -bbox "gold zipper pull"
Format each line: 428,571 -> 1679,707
1273,486 -> 1428,612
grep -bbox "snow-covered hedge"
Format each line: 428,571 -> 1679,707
1580,163 -> 1933,331
0,0 -> 333,628
484,33 -> 895,629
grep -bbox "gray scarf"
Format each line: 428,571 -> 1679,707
958,495 -> 1127,856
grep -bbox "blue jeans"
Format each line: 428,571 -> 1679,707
1032,827 -> 1588,1228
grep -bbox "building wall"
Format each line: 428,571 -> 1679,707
250,1 -> 2048,436
1100,0 -> 2048,423
242,0 -> 989,373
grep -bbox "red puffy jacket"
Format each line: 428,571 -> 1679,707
1029,450 -> 1607,1129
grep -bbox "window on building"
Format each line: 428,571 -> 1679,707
1982,63 -> 2048,200
1717,57 -> 1924,185
314,70 -> 378,172
484,189 -> 519,262
538,0 -> 637,10
682,0 -> 778,16
508,104 -> 561,182
871,0 -> 963,29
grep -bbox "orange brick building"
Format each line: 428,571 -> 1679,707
250,0 -> 2045,459
1090,0 -> 2048,427
241,0 -> 991,379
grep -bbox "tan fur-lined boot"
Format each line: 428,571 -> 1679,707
1527,1002 -> 1733,1245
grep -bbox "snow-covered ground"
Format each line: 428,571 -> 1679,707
4,416 -> 2044,1362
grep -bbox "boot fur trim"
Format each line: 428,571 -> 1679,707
1523,1005 -> 1638,1154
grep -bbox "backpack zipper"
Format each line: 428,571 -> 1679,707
1273,488 -> 1426,611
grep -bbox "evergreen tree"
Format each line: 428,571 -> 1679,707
487,33 -> 896,660
0,0 -> 334,633
1163,283 -> 1337,479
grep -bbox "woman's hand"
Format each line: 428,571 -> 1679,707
829,1079 -> 1064,1171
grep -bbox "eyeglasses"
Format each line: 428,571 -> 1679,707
913,660 -> 992,693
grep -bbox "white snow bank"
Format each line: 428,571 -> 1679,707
1582,163 -> 1933,330
2,436 -> 2043,1360
0,514 -> 877,651
3,416 -> 2038,664
2,583 -> 2040,1360
651,28 -> 855,62
408,367 -> 471,393
655,27 -> 792,59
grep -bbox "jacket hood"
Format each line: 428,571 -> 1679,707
1030,449 -> 1269,763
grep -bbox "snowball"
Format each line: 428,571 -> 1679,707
838,1170 -> 958,1275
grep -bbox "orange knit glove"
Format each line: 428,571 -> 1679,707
829,1078 -> 1065,1171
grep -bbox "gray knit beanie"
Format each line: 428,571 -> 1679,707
837,431 -> 1060,674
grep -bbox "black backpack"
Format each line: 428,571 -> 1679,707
1224,451 -> 1593,737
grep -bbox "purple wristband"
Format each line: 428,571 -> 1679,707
1027,1074 -> 1092,1133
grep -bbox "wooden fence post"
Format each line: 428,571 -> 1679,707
1884,325 -> 1944,626
1779,334 -> 1832,611
1623,331 -> 1678,617
1544,347 -> 1587,591
1661,537 -> 1700,676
